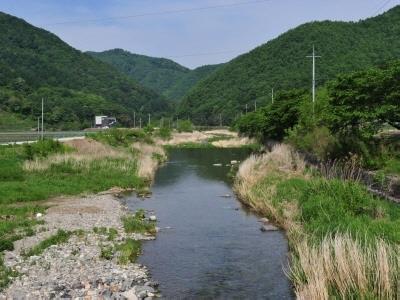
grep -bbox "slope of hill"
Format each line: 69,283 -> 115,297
88,50 -> 222,100
163,64 -> 222,101
178,5 -> 400,124
87,49 -> 190,97
0,12 -> 169,129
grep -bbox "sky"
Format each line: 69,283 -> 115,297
0,0 -> 399,69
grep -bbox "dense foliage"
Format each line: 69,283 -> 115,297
0,12 -> 170,129
236,60 -> 400,171
88,49 -> 222,101
178,5 -> 400,124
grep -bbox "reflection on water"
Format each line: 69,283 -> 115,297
125,148 -> 294,299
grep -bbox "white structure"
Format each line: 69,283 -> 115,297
95,116 -> 117,128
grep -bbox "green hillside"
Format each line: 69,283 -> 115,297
0,12 -> 169,130
88,49 -> 222,100
163,64 -> 222,100
87,49 -> 190,97
178,5 -> 400,125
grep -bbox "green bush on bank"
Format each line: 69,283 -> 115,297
89,128 -> 153,147
177,120 -> 193,132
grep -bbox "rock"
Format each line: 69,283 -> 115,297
230,160 -> 238,164
259,217 -> 270,224
260,224 -> 279,231
137,290 -> 148,299
36,213 -> 43,218
122,289 -> 138,300
212,163 -> 222,167
145,281 -> 159,288
220,194 -> 231,198
149,215 -> 157,221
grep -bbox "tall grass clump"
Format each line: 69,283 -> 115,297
234,143 -> 400,299
132,142 -> 166,180
291,234 -> 399,299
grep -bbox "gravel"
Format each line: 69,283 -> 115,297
0,188 -> 160,299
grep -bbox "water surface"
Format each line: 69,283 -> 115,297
126,148 -> 293,299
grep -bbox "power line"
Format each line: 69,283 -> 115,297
372,0 -> 393,15
166,50 -> 239,59
44,0 -> 272,26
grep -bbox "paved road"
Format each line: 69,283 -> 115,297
0,131 -> 86,144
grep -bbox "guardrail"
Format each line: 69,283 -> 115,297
0,131 -> 86,144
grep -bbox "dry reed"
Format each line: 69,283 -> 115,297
132,142 -> 166,180
23,139 -> 131,171
291,234 -> 399,300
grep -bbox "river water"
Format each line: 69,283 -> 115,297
125,148 -> 293,299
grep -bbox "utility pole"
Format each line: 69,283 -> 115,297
41,98 -> 44,140
306,45 -> 321,114
133,112 -> 136,128
271,88 -> 274,104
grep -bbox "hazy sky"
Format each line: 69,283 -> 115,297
1,0 -> 399,68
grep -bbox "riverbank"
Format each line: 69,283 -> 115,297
1,191 -> 158,299
234,144 -> 400,299
0,132 -> 166,297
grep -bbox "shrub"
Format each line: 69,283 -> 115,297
157,126 -> 172,140
23,139 -> 67,160
177,120 -> 193,132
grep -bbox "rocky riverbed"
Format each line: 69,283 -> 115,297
0,188 -> 159,300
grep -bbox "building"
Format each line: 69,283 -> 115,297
95,116 -> 117,128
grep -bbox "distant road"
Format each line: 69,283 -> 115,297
0,131 -> 86,144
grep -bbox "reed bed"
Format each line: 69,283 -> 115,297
292,234 -> 399,300
23,139 -> 131,172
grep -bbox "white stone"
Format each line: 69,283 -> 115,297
149,215 -> 157,221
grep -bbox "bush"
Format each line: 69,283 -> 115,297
89,128 -> 151,147
177,120 -> 193,132
23,139 -> 66,160
286,125 -> 338,160
157,126 -> 172,140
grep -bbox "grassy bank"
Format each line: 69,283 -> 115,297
234,144 -> 400,299
0,129 -> 165,289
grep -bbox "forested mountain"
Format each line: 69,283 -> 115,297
178,5 -> 400,125
88,49 -> 222,100
163,64 -> 222,101
87,49 -> 190,97
0,12 -> 169,129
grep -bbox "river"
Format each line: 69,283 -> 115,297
125,148 -> 293,299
